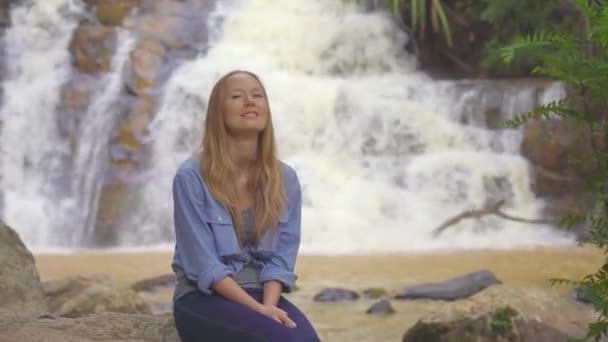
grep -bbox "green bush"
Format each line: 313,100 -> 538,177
500,0 -> 608,340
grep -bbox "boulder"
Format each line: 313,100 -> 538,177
395,270 -> 501,301
402,306 -> 571,342
313,288 -> 360,302
0,312 -> 179,342
366,299 -> 395,315
42,274 -> 151,317
409,285 -> 597,338
0,222 -> 177,341
0,221 -> 49,323
130,273 -> 176,292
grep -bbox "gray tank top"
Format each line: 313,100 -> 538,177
173,208 -> 262,301
232,208 -> 263,289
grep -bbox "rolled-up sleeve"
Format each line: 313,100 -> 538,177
259,170 -> 302,292
173,169 -> 234,295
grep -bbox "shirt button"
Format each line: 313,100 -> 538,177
218,216 -> 222,221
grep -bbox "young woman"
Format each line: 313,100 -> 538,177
171,70 -> 321,342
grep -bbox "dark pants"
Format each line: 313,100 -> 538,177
173,288 -> 321,342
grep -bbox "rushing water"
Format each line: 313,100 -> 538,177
0,0 -> 575,252
0,0 -> 83,246
125,0 -> 574,253
0,0 -> 135,247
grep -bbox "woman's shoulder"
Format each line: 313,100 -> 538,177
174,154 -> 203,182
278,160 -> 300,190
278,159 -> 296,176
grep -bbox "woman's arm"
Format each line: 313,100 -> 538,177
262,280 -> 283,306
173,169 -> 235,294
259,168 -> 302,294
212,276 -> 264,311
214,276 -> 295,327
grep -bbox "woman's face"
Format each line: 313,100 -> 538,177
221,73 -> 269,136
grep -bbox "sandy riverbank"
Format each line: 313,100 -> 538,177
34,246 -> 605,341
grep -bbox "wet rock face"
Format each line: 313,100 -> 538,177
85,0 -> 142,26
52,0 -> 216,246
521,117 -> 605,234
69,23 -> 116,75
0,0 -> 10,27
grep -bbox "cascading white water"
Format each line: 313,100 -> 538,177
125,0 -> 574,253
0,0 -> 136,248
65,29 -> 136,245
0,0 -> 83,247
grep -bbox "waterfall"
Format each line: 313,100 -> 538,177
0,0 -> 83,247
0,0 -> 136,248
66,29 -> 136,245
0,0 -> 575,253
120,0 -> 574,253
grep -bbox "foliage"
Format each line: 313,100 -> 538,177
489,306 -> 518,336
347,0 -> 453,46
500,1 -> 608,340
392,0 -> 453,47
479,0 -> 582,71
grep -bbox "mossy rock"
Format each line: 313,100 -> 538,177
402,306 -> 571,342
489,306 -> 518,337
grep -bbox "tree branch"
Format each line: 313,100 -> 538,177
432,200 -> 552,238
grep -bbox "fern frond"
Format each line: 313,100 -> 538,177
503,98 -> 572,128
500,32 -> 566,65
591,8 -> 608,48
571,0 -> 593,17
532,66 -> 581,83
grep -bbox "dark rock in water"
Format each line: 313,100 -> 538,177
130,273 -> 177,292
395,270 -> 501,301
402,306 -> 571,342
313,288 -> 360,302
362,288 -> 387,299
366,299 -> 395,315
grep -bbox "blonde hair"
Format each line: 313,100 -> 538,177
199,70 -> 286,242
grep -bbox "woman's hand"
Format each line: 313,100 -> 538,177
256,304 -> 297,328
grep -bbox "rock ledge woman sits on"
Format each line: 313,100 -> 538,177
171,70 -> 320,342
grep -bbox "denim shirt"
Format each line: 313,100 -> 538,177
171,155 -> 302,296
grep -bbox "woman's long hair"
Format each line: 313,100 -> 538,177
199,70 -> 286,242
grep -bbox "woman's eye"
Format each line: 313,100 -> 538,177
253,94 -> 264,98
231,95 -> 241,99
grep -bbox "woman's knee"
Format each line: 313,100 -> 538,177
277,300 -> 320,341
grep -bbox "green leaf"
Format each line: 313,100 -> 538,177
432,0 -> 452,46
